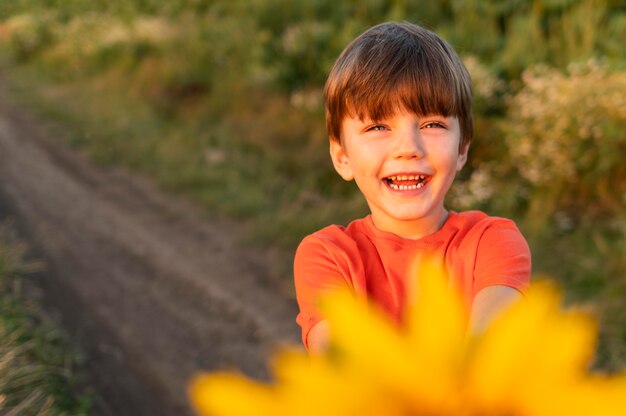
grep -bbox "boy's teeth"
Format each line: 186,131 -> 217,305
386,174 -> 428,190
388,175 -> 426,181
388,182 -> 425,190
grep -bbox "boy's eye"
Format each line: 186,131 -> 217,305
366,124 -> 387,132
423,121 -> 446,129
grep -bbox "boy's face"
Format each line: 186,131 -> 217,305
330,109 -> 468,239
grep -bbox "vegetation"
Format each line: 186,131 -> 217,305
0,0 -> 624,369
0,224 -> 91,415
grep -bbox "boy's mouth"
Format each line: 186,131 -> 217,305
384,175 -> 431,190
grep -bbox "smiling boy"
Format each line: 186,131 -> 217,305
294,22 -> 531,353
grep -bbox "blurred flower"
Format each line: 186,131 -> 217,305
188,260 -> 626,416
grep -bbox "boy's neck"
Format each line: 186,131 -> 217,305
370,209 -> 449,240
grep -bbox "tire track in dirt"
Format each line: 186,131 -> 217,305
0,86 -> 300,415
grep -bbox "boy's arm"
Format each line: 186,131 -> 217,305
469,219 -> 531,334
307,320 -> 330,354
468,285 -> 523,334
294,234 -> 351,351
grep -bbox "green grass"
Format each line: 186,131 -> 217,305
529,221 -> 626,372
0,224 -> 92,415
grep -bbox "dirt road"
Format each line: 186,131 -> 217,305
0,85 -> 300,415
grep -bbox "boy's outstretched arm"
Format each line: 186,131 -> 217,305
468,285 -> 523,334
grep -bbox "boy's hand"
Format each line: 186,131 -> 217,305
307,320 -> 330,354
469,285 -> 523,334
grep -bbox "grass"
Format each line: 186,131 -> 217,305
0,223 -> 92,415
529,221 -> 626,372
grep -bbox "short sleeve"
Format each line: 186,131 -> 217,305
472,220 -> 531,296
293,235 -> 351,349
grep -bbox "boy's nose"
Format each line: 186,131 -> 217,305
393,127 -> 425,159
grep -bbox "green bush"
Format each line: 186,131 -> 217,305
505,61 -> 626,226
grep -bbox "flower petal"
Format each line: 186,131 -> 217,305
404,259 -> 468,405
468,281 -> 596,410
188,372 -> 280,416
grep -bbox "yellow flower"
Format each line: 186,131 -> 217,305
189,260 -> 626,416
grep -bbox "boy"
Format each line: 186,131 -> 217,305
294,22 -> 531,353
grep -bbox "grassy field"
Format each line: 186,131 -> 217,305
0,223 -> 92,415
0,0 -> 624,371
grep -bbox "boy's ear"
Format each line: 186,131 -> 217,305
456,142 -> 470,172
329,139 -> 354,181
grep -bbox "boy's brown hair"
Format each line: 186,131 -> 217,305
324,22 -> 473,149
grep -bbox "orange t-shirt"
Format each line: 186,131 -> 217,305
293,210 -> 531,349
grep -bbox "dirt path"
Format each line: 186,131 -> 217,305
0,85 -> 300,415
